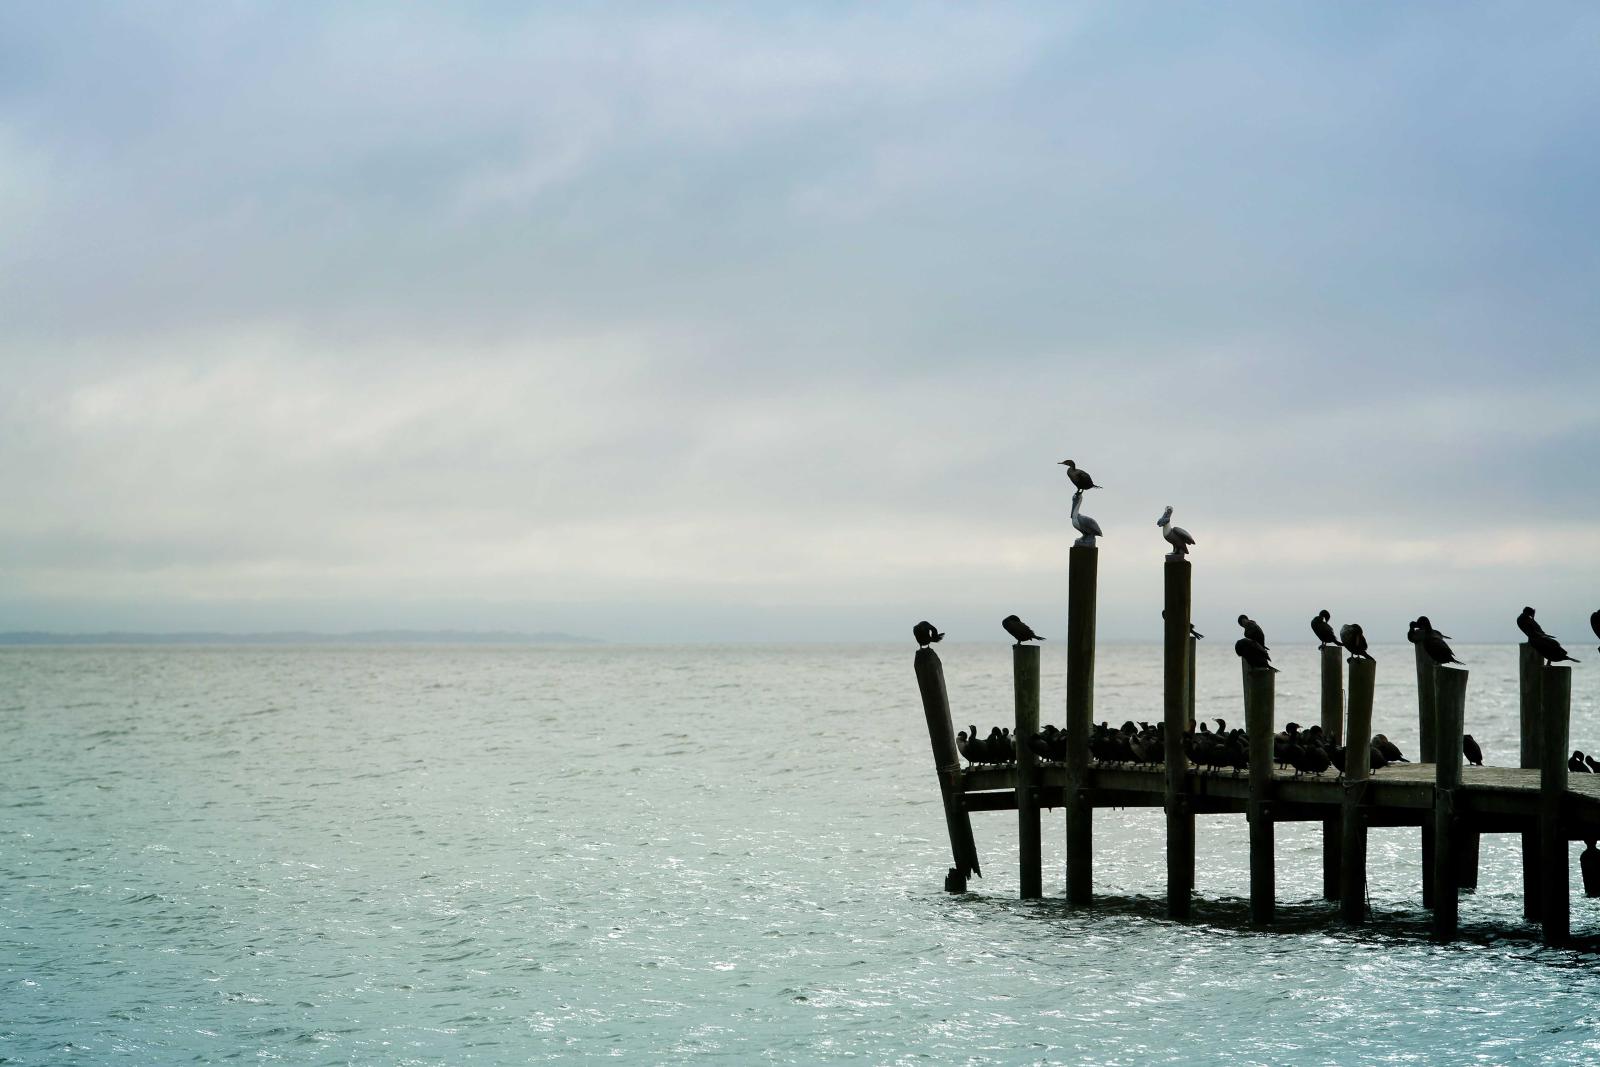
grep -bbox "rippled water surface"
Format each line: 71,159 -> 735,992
5,642 -> 1600,1064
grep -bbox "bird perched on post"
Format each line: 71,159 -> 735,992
1161,611 -> 1203,639
1058,459 -> 1101,492
1339,622 -> 1374,661
1590,609 -> 1600,653
1157,506 -> 1194,560
1237,614 -> 1267,648
1529,630 -> 1580,665
1463,734 -> 1484,767
1001,615 -> 1044,645
1070,489 -> 1102,547
912,621 -> 944,648
1517,606 -> 1548,642
1414,617 -> 1462,666
1311,609 -> 1342,649
1234,638 -> 1277,672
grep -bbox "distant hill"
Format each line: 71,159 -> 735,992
0,630 -> 602,646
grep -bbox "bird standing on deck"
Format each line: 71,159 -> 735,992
1571,750 -> 1592,773
1373,734 -> 1409,764
1070,490 -> 1103,547
1234,638 -> 1277,672
1157,506 -> 1194,560
1001,615 -> 1045,645
1340,622 -> 1374,661
912,621 -> 944,648
1517,607 -> 1548,641
1238,615 -> 1267,648
1058,460 -> 1102,492
1463,734 -> 1484,767
1311,609 -> 1342,649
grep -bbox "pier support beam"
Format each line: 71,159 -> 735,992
1415,642 -> 1438,909
1064,545 -> 1097,906
915,648 -> 980,891
1432,666 -> 1468,939
1163,558 -> 1194,919
1014,644 -> 1042,899
1320,646 -> 1343,901
1247,666 -> 1276,926
1540,664 -> 1572,946
1340,656 -> 1376,924
1519,643 -> 1544,922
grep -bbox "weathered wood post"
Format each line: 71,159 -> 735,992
1320,645 -> 1343,901
1432,665 -> 1468,939
915,648 -> 981,891
1014,643 -> 1042,899
1414,641 -> 1438,908
1539,664 -> 1572,946
1247,665 -> 1276,926
1163,558 -> 1194,919
1519,642 -> 1544,921
1340,655 -> 1376,924
1064,545 -> 1097,906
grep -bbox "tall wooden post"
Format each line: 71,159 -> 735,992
1340,656 -> 1376,924
1014,644 -> 1042,899
1320,646 -> 1343,901
1519,643 -> 1543,922
1064,545 -> 1097,906
915,648 -> 981,891
1247,666 -> 1276,926
1432,666 -> 1467,939
1163,559 -> 1194,919
1539,664 -> 1572,946
1415,642 -> 1437,908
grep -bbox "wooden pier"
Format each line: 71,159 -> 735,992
916,546 -> 1590,945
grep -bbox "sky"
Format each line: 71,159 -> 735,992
2,3 -> 1598,643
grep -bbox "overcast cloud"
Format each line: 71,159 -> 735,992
2,3 -> 1598,642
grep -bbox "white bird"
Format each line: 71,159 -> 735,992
1157,506 -> 1194,560
1070,489 -> 1102,547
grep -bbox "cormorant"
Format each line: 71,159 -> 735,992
1161,610 -> 1203,639
1234,637 -> 1277,672
1416,618 -> 1462,666
1517,607 -> 1547,642
912,620 -> 944,648
1373,734 -> 1409,763
1156,506 -> 1194,559
1058,460 -> 1102,492
1070,489 -> 1103,547
1311,609 -> 1342,649
1238,615 -> 1267,648
1591,608 -> 1600,653
1001,614 -> 1045,645
1571,750 -> 1592,773
1586,754 -> 1600,775
1339,622 -> 1374,661
1530,630 -> 1581,666
1463,734 -> 1483,767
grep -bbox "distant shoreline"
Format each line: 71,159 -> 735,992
0,630 -> 603,646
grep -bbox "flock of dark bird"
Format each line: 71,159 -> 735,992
914,457 -> 1600,777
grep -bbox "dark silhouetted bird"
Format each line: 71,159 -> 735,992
1058,459 -> 1102,491
1238,614 -> 1267,648
1161,610 -> 1203,639
1586,754 -> 1600,775
1001,615 -> 1044,645
1415,618 -> 1462,666
1463,734 -> 1483,767
1374,734 -> 1409,763
1591,609 -> 1600,653
1530,630 -> 1580,665
1311,609 -> 1341,649
912,620 -> 944,648
1340,622 -> 1374,661
1517,606 -> 1547,642
1571,750 -> 1592,773
1235,638 -> 1277,672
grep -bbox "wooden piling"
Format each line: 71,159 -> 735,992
1340,656 -> 1376,924
1064,545 -> 1097,906
1163,558 -> 1194,919
1539,664 -> 1572,946
1432,665 -> 1467,939
1415,642 -> 1437,908
1013,643 -> 1042,900
1320,646 -> 1343,901
1246,666 -> 1276,926
914,648 -> 980,890
1519,643 -> 1543,922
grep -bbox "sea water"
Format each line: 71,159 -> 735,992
4,643 -> 1600,1065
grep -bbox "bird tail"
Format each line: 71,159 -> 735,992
931,632 -> 945,643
